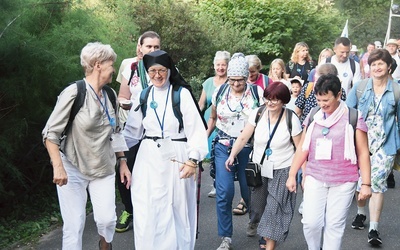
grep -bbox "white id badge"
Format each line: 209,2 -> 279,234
158,138 -> 177,160
315,138 -> 332,160
261,160 -> 274,179
111,132 -> 129,152
230,119 -> 245,137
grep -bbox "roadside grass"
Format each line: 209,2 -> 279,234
0,187 -> 94,249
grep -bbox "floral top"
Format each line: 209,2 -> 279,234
212,84 -> 263,145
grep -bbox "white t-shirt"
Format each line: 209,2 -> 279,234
323,56 -> 361,94
392,54 -> 400,79
248,108 -> 302,169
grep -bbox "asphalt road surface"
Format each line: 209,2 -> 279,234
20,167 -> 400,250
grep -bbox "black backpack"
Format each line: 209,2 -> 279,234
61,80 -> 117,138
307,106 -> 358,132
136,84 -> 185,133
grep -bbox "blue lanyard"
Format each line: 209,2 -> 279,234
374,95 -> 383,115
296,63 -> 305,77
152,85 -> 171,138
89,84 -> 115,130
226,87 -> 245,115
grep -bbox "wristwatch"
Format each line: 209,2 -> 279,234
189,158 -> 199,165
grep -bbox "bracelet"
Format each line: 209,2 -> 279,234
361,183 -> 372,187
117,156 -> 127,163
187,160 -> 198,168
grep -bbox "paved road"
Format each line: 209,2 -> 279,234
25,168 -> 400,249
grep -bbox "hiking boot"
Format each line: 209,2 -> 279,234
246,222 -> 258,237
217,237 -> 232,250
351,214 -> 366,230
115,211 -> 133,233
387,172 -> 395,188
368,229 -> 382,246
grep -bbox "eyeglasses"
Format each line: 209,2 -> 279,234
148,68 -> 168,76
263,98 -> 280,105
228,78 -> 246,84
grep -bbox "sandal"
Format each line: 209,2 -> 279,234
232,201 -> 247,215
259,237 -> 267,249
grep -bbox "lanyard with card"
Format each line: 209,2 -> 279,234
259,108 -> 284,178
315,126 -> 332,160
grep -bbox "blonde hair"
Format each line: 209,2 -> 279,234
318,48 -> 334,64
268,58 -> 287,80
290,42 -> 312,63
80,42 -> 117,74
213,51 -> 230,65
245,55 -> 262,71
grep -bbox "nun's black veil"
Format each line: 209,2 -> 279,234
143,50 -> 207,129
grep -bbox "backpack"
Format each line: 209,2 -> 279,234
61,80 -> 117,138
137,84 -> 185,132
254,105 -> 296,150
355,78 -> 400,103
326,57 -> 356,76
307,106 -> 358,132
215,83 -> 260,107
288,61 -> 315,77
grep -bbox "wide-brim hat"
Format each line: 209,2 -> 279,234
386,38 -> 399,47
350,45 -> 358,52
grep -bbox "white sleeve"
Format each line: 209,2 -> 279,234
122,92 -> 144,148
180,88 -> 209,161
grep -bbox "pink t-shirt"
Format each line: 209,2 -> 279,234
304,111 -> 368,185
253,73 -> 273,90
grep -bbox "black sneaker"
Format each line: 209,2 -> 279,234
351,214 -> 366,229
387,172 -> 395,188
115,210 -> 133,233
368,229 -> 382,245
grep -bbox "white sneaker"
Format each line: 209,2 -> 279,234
298,200 -> 304,215
217,237 -> 232,250
208,187 -> 216,198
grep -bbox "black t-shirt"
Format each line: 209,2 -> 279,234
286,61 -> 315,82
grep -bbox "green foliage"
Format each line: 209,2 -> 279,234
197,0 -> 343,70
333,0 -> 394,50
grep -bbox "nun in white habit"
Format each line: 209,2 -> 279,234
123,50 -> 208,250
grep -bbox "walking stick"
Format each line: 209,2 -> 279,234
196,161 -> 204,239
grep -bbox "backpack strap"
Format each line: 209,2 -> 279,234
307,106 -> 357,131
263,74 -> 269,89
215,83 -> 229,106
172,85 -> 184,132
355,78 -> 369,102
135,85 -> 153,116
62,80 -> 86,137
285,108 -> 296,150
350,58 -> 356,75
305,82 -> 314,99
249,84 -> 260,107
103,85 -> 117,114
348,107 -> 358,131
326,57 -> 331,63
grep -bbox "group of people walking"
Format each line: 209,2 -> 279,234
41,30 -> 400,250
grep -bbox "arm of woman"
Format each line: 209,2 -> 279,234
117,76 -> 132,110
206,105 -> 217,137
225,122 -> 255,170
45,139 -> 68,187
116,152 -> 131,189
198,89 -> 207,112
360,59 -> 365,79
355,129 -> 372,200
286,130 -> 309,193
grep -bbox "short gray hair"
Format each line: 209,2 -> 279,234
80,42 -> 117,74
213,51 -> 230,65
